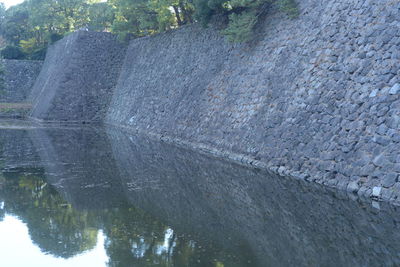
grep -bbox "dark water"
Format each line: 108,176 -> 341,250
0,122 -> 399,267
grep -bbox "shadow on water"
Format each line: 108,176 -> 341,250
0,124 -> 399,266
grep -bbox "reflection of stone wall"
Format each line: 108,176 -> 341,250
0,129 -> 41,169
27,127 -> 126,209
1,59 -> 43,102
105,127 -> 400,267
29,31 -> 126,122
1,125 -> 400,266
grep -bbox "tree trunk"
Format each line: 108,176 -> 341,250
172,5 -> 183,26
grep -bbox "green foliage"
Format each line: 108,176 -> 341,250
225,0 -> 267,42
192,0 -> 225,26
0,0 -> 112,59
29,46 -> 47,60
0,0 -> 197,47
87,2 -> 115,31
278,0 -> 298,18
109,0 -> 160,39
0,0 -> 298,54
19,37 -> 38,54
221,10 -> 257,42
1,5 -> 31,46
109,0 -> 195,41
200,0 -> 298,42
19,37 -> 47,60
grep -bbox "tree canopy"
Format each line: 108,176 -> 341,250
0,0 -> 297,59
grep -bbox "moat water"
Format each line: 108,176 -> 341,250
0,121 -> 399,267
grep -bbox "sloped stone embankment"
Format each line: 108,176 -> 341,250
30,0 -> 400,203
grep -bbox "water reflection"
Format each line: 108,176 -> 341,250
0,216 -> 108,267
0,124 -> 399,266
0,168 -> 98,258
0,165 -> 247,266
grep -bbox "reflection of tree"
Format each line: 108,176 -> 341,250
0,168 -> 252,266
100,205 -> 250,267
0,168 -> 98,258
101,206 -> 174,266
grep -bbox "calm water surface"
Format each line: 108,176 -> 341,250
0,122 -> 399,267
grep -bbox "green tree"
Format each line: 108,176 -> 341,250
109,0 -> 166,40
87,2 -> 115,31
1,4 -> 31,47
0,0 -> 109,59
0,0 -> 298,57
109,0 -> 194,41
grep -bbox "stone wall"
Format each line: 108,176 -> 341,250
1,59 -> 42,102
30,0 -> 400,202
106,0 -> 400,201
29,31 -> 126,122
0,60 -> 42,118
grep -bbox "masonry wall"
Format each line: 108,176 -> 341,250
0,60 -> 42,118
106,0 -> 400,200
29,31 -> 126,122
29,0 -> 400,201
1,59 -> 42,102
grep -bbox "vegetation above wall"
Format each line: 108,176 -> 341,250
0,0 -> 297,60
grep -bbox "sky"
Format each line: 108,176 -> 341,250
1,0 -> 106,9
1,0 -> 25,9
0,215 -> 109,267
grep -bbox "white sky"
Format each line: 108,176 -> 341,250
0,215 -> 109,267
1,0 -> 106,8
1,0 -> 25,9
